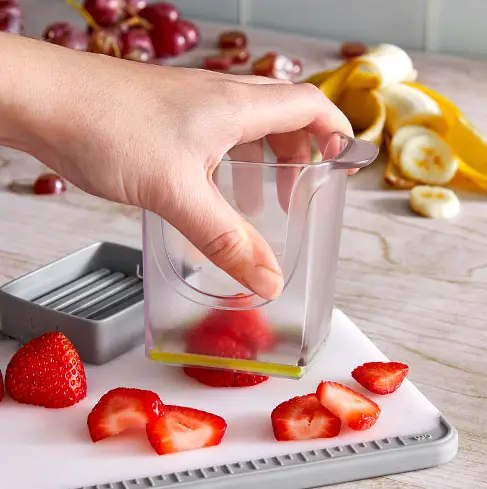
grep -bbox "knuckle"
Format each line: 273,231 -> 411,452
215,80 -> 251,116
210,80 -> 252,143
202,228 -> 249,267
299,82 -> 324,99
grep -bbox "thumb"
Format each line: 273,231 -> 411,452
163,181 -> 284,301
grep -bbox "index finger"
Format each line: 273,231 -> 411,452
235,82 -> 353,213
236,82 -> 353,146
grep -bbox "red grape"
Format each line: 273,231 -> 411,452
204,54 -> 231,71
218,30 -> 247,49
123,0 -> 147,16
33,174 -> 67,195
252,52 -> 277,77
43,22 -> 72,40
224,47 -> 250,65
340,41 -> 367,59
252,52 -> 300,80
139,2 -> 179,25
0,1 -> 22,35
0,0 -> 21,18
83,0 -> 125,27
43,22 -> 88,51
176,19 -> 200,51
149,22 -> 187,57
54,31 -> 89,51
88,26 -> 122,56
0,11 -> 22,33
291,58 -> 303,76
138,3 -> 186,57
121,28 -> 154,62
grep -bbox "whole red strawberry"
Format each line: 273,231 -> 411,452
186,332 -> 253,360
0,369 -> 3,402
187,308 -> 275,354
5,332 -> 87,408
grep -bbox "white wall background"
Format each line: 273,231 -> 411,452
170,0 -> 487,58
20,0 -> 487,58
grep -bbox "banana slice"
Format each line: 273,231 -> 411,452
381,83 -> 448,135
384,160 -> 416,189
399,132 -> 457,185
410,185 -> 460,218
390,125 -> 441,164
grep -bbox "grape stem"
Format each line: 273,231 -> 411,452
121,15 -> 153,30
121,0 -> 153,30
95,34 -> 121,58
122,1 -> 137,18
64,0 -> 99,30
111,39 -> 121,58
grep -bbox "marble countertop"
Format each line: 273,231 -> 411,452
1,10 -> 487,489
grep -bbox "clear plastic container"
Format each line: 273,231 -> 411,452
143,132 -> 378,378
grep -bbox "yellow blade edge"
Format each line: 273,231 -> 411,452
148,350 -> 306,379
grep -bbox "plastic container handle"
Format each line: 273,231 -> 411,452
153,133 -> 379,309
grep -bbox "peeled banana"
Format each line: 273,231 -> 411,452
381,83 -> 448,136
351,44 -> 416,89
410,185 -> 460,219
305,42 -> 487,193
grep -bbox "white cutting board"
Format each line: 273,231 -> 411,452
0,309 -> 441,489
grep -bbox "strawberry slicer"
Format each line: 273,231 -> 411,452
0,242 -> 144,365
143,132 -> 379,378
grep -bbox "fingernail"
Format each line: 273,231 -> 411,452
243,265 -> 284,300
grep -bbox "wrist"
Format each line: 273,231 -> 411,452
0,33 -> 83,161
0,34 -> 42,154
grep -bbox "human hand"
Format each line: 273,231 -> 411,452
0,33 -> 353,301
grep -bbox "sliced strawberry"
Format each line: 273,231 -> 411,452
87,387 -> 164,442
271,394 -> 341,441
5,332 -> 87,408
316,382 -> 380,431
183,366 -> 269,388
146,405 -> 227,455
187,308 -> 275,354
0,370 -> 3,402
352,362 -> 409,395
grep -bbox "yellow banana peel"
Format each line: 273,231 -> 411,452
306,67 -> 386,145
338,88 -> 386,145
405,82 -> 487,191
305,45 -> 487,192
